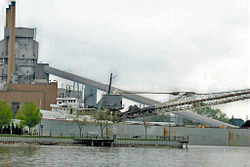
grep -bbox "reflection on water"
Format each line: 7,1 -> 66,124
0,144 -> 38,167
0,144 -> 249,167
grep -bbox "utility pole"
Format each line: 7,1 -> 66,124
107,73 -> 113,95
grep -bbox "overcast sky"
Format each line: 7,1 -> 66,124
0,0 -> 249,120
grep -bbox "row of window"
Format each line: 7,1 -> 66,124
1,53 -> 37,58
58,100 -> 77,104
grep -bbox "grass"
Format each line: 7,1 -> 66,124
0,134 -> 187,142
0,134 -> 77,138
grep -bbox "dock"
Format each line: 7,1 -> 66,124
73,138 -> 114,146
73,136 -> 189,148
0,135 -> 189,148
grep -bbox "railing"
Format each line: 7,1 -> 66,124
0,135 -> 75,144
113,135 -> 188,148
0,135 -> 189,148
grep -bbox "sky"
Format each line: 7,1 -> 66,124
0,0 -> 249,120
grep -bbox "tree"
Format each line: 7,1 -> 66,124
92,109 -> 116,138
142,117 -> 151,139
134,116 -> 152,138
16,102 -> 42,134
150,114 -> 170,122
73,112 -> 89,137
0,100 -> 12,133
193,103 -> 230,123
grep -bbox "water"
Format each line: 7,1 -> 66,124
0,144 -> 249,167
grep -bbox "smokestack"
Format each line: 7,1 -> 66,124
7,1 -> 16,84
7,4 -> 11,28
5,8 -> 9,28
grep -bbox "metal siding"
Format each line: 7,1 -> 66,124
84,85 -> 97,108
36,119 -> 250,146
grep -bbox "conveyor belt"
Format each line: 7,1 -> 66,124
121,89 -> 250,119
44,66 -> 161,105
44,66 -> 249,128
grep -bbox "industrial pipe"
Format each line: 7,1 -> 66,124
7,1 -> 16,84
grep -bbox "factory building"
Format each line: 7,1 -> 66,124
0,1 -> 167,114
0,2 -> 57,112
0,16 -> 49,83
0,83 -> 57,113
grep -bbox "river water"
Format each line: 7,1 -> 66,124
0,144 -> 249,167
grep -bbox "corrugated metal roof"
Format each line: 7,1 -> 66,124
172,111 -> 238,128
40,109 -> 70,120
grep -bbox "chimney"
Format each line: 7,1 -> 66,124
5,8 -> 9,28
7,1 -> 16,84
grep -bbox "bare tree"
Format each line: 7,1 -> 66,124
73,112 -> 89,137
142,117 -> 151,139
93,109 -> 117,138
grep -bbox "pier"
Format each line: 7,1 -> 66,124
0,135 -> 188,148
73,136 -> 188,148
73,138 -> 114,146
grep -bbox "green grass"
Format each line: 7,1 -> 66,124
0,134 -> 187,142
0,134 -> 76,138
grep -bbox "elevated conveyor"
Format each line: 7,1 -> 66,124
120,89 -> 250,127
44,66 -> 160,105
44,66 -> 249,128
121,89 -> 250,119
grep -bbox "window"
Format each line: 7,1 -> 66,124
11,102 -> 19,118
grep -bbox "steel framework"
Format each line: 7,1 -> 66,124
120,89 -> 250,119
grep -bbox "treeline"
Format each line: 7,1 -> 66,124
0,123 -> 22,135
193,103 -> 230,123
0,100 -> 42,135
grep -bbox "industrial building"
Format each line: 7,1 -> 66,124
0,1 -> 153,113
0,2 -> 57,113
0,1 -> 249,130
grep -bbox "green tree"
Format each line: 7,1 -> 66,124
150,114 -> 170,122
0,100 -> 12,133
193,103 -> 230,123
16,102 -> 42,134
93,109 -> 116,138
73,111 -> 89,137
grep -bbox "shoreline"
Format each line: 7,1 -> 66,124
0,135 -> 187,148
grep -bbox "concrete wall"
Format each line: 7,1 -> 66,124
35,64 -> 49,81
5,27 -> 35,38
0,82 -> 57,110
37,119 -> 250,146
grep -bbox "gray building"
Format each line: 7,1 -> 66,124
0,27 -> 48,84
84,85 -> 97,108
35,118 -> 250,146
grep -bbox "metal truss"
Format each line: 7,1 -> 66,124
120,89 -> 250,119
